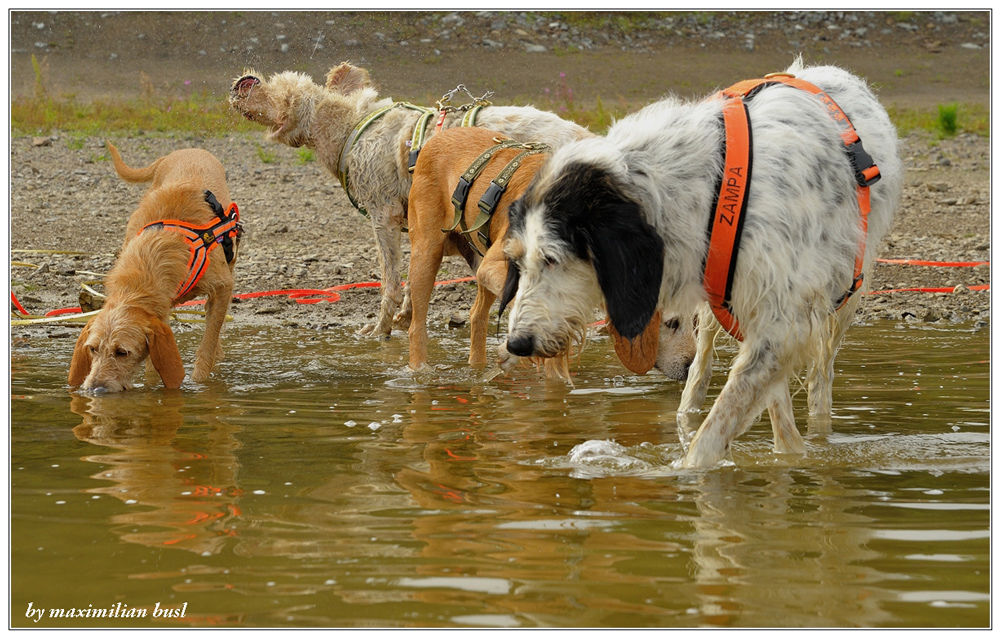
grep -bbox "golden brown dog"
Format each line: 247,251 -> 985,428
407,127 -> 542,370
68,142 -> 240,392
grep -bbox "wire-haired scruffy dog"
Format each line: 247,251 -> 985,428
68,143 -> 242,392
499,60 -> 903,468
229,62 -> 591,339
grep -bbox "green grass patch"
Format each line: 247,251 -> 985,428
256,145 -> 277,164
11,52 -> 987,143
887,102 -> 988,138
12,91 -> 257,136
937,102 -> 959,136
13,55 -> 256,136
296,148 -> 315,164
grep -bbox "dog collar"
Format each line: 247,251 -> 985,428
139,190 -> 242,303
704,73 -> 882,341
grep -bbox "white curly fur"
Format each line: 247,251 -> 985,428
503,61 -> 903,468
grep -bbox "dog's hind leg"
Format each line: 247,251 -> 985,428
361,206 -> 405,339
681,337 -> 791,468
395,287 -> 413,330
192,282 -> 232,383
768,382 -> 806,455
805,301 -> 855,433
405,230 -> 446,370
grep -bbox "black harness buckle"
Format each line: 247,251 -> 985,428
845,139 -> 880,188
450,178 -> 472,215
478,181 -> 506,217
834,272 -> 865,308
203,190 -> 241,264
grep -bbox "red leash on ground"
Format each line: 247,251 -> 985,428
20,266 -> 988,319
34,277 -> 479,316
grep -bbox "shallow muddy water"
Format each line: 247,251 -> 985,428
10,321 -> 990,628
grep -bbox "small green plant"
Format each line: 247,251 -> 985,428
66,133 -> 87,151
31,54 -> 47,101
937,103 -> 959,136
256,145 -> 277,164
296,148 -> 315,164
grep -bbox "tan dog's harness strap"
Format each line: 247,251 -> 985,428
140,191 -> 242,304
445,140 -> 549,257
407,97 -> 492,173
406,109 -> 437,173
337,102 -> 430,217
706,73 -> 882,341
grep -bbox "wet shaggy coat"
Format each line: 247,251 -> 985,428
228,62 -> 592,339
501,61 -> 903,468
69,144 -> 239,392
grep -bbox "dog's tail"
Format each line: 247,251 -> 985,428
785,54 -> 806,75
106,141 -> 164,184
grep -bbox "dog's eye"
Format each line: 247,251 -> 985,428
115,348 -> 129,358
543,255 -> 557,268
664,317 -> 681,331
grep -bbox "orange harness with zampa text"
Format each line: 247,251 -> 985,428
704,72 -> 881,341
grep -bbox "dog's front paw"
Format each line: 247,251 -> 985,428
677,433 -> 730,470
357,323 -> 391,340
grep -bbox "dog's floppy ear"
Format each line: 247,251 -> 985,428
607,309 -> 660,375
141,311 -> 185,389
576,176 -> 664,341
68,318 -> 95,386
326,62 -> 371,95
497,259 -> 520,322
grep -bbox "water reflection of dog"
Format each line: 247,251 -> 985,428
687,469 -> 890,627
390,384 -> 690,622
71,391 -> 243,556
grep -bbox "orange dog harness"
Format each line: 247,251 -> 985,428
705,73 -> 881,341
139,190 -> 242,303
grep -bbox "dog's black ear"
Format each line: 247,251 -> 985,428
497,259 -> 520,322
578,186 -> 664,341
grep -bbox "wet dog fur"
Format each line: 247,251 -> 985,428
410,127 -> 696,377
228,62 -> 591,339
499,61 -> 903,467
68,143 -> 239,392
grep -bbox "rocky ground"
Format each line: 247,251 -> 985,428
9,10 -> 991,345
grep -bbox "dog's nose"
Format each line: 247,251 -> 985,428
232,75 -> 260,95
506,333 -> 535,357
681,360 -> 692,381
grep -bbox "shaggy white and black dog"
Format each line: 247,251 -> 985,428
499,60 -> 903,468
